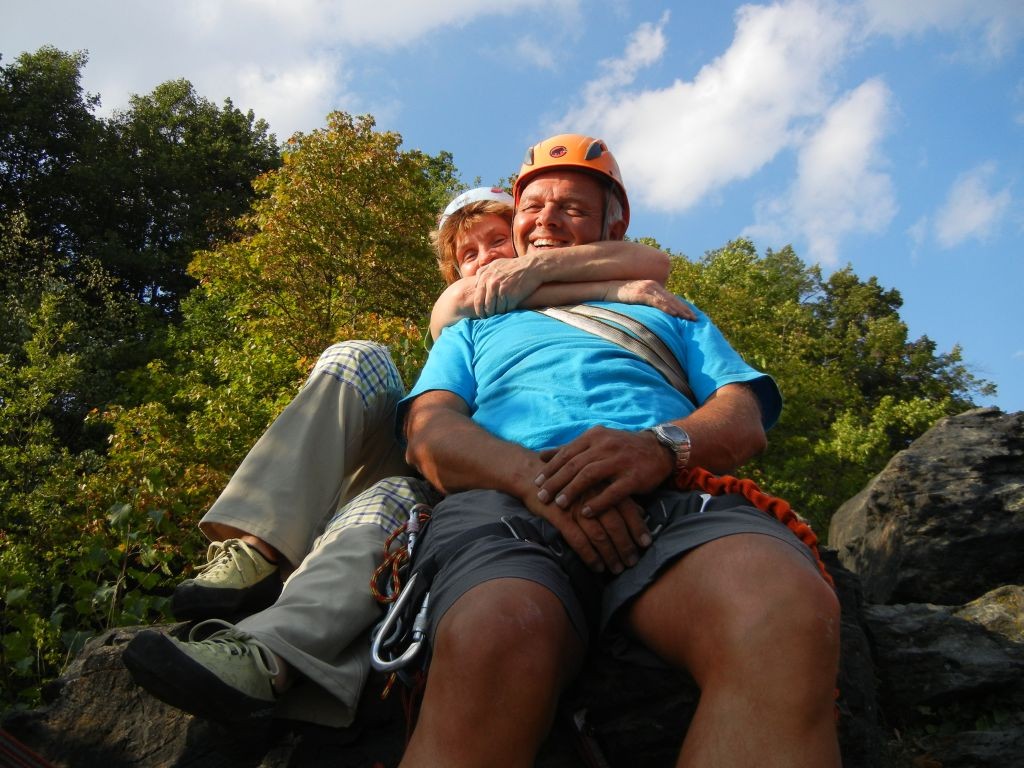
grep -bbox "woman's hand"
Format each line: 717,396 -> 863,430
602,280 -> 696,320
472,256 -> 543,318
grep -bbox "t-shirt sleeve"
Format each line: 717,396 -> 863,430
681,307 -> 783,430
396,320 -> 478,435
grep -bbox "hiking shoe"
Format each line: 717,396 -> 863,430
122,620 -> 279,721
171,539 -> 281,621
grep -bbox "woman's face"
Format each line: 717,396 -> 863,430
455,214 -> 516,277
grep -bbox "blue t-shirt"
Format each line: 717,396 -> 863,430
400,301 -> 781,452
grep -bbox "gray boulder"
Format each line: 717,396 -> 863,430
863,586 -> 1024,767
829,407 -> 1024,606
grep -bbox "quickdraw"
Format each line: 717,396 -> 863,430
370,504 -> 432,605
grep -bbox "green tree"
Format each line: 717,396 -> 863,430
0,213 -> 157,708
0,47 -> 101,258
1,48 -> 282,317
190,112 -> 451,360
0,52 -> 283,709
87,79 -> 281,314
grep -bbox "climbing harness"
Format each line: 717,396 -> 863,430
369,506 -> 604,691
370,471 -> 834,683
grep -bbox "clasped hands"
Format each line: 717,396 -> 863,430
525,425 -> 676,575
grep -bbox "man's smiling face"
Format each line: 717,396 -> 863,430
513,170 -> 612,257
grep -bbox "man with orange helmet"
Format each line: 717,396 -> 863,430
122,184 -> 692,727
399,134 -> 841,767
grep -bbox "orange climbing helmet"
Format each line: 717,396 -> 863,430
512,133 -> 629,228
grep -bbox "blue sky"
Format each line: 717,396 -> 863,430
3,0 -> 1022,412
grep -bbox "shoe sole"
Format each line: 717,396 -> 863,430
122,631 -> 275,721
170,571 -> 283,622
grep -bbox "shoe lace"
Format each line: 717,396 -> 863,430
187,619 -> 281,678
199,539 -> 265,578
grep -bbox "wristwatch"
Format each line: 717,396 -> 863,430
646,423 -> 692,472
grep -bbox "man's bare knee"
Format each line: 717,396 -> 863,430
433,578 -> 582,684
629,536 -> 839,681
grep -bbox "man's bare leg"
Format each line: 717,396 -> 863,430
627,534 -> 841,768
401,578 -> 584,768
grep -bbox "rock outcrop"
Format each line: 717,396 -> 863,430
830,407 -> 1024,606
831,407 -> 1024,767
4,407 -> 1022,767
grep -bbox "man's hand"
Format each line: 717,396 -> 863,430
602,280 -> 697,320
534,425 -> 674,520
472,257 -> 544,318
525,488 -> 651,575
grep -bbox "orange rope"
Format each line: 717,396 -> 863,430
370,509 -> 432,604
672,466 -> 834,588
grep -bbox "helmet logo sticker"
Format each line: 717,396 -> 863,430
549,145 -> 568,158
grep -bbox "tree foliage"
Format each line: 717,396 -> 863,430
1,47 -> 281,316
88,79 -> 281,313
0,105 -> 458,710
190,111 -> 451,361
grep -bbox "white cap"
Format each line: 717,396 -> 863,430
438,186 -> 514,229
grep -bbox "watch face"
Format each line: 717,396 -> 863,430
657,424 -> 688,444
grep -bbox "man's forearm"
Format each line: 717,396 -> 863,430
429,242 -> 676,339
404,389 -> 651,575
429,281 -> 476,339
527,241 -> 671,284
404,390 -> 541,497
678,382 -> 767,474
533,382 -> 769,519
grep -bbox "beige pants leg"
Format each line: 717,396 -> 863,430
199,341 -> 411,568
237,477 -> 438,727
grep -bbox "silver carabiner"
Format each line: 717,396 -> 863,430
370,571 -> 430,672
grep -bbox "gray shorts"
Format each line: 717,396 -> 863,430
414,488 -> 819,649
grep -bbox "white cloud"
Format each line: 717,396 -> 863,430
591,10 -> 669,91
861,0 -> 1024,58
234,58 -> 345,141
1,0 -> 576,139
554,0 -> 855,212
513,37 -> 560,71
907,215 -> 929,252
186,0 -> 575,49
746,79 -> 896,264
934,162 -> 1014,248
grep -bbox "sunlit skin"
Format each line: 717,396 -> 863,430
514,170 -> 626,258
453,213 -> 515,277
432,208 -> 693,338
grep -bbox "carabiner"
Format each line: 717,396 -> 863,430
371,572 -> 429,672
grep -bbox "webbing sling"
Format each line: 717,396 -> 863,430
537,305 -> 697,405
